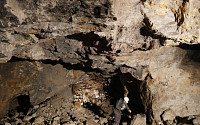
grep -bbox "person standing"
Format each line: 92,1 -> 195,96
114,97 -> 131,125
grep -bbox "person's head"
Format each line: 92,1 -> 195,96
124,97 -> 129,103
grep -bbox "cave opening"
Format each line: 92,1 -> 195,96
104,73 -> 145,124
16,95 -> 32,115
119,73 -> 145,115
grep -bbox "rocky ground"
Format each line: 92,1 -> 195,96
0,93 -> 114,125
1,93 -> 199,125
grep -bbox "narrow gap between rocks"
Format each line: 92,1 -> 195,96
8,56 -> 102,73
66,31 -> 112,53
178,43 -> 200,50
140,16 -> 167,46
178,43 -> 200,62
175,116 -> 195,124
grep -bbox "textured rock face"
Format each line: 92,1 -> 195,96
0,61 -> 75,117
142,0 -> 200,44
0,0 -> 200,124
73,73 -> 106,105
116,47 -> 200,124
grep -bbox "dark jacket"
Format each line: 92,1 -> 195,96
115,98 -> 130,112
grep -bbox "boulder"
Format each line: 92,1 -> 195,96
132,114 -> 146,125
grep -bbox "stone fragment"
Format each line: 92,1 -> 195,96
132,114 -> 146,125
122,122 -> 127,125
23,116 -> 33,122
193,116 -> 200,125
86,118 -> 98,125
15,118 -> 24,125
77,116 -> 87,121
162,109 -> 176,121
5,123 -> 11,125
33,105 -> 39,109
99,117 -> 108,124
63,122 -> 77,125
34,116 -> 44,124
53,116 -> 60,125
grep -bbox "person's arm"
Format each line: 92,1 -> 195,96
125,103 -> 131,113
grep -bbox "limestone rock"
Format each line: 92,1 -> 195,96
52,116 -> 60,125
0,61 -> 74,117
193,116 -> 200,125
4,123 -> 11,125
23,115 -> 33,122
34,116 -> 44,124
142,0 -> 200,44
132,114 -> 146,125
86,118 -> 98,125
99,117 -> 108,124
115,47 -> 200,123
63,122 -> 77,125
161,109 -> 176,122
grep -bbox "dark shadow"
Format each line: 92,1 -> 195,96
103,74 -> 124,105
8,56 -> 103,73
94,6 -> 101,18
16,95 -> 32,115
41,59 -> 103,73
178,43 -> 200,50
104,72 -> 145,125
66,32 -> 112,53
0,0 -> 7,18
30,117 -> 35,124
178,43 -> 200,62
120,113 -> 132,125
185,50 -> 200,62
118,73 -> 145,115
175,116 -> 194,125
83,102 -> 105,117
140,16 -> 166,45
8,56 -> 33,62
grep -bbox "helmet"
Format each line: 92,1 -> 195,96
124,97 -> 129,103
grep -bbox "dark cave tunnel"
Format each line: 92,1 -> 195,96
104,72 -> 146,124
8,95 -> 33,118
16,95 -> 32,115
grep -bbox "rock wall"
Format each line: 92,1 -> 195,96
0,0 -> 200,124
0,61 -> 76,117
116,47 -> 200,124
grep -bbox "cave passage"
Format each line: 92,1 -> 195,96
121,73 -> 145,115
104,73 -> 145,123
16,95 -> 32,115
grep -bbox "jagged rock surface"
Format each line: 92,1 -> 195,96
115,47 -> 200,124
0,61 -> 75,117
0,0 -> 200,124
